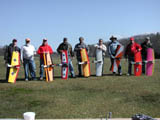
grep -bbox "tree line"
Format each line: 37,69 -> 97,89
88,32 -> 160,58
0,32 -> 160,58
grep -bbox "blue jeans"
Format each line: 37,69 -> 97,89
128,56 -> 134,75
40,59 -> 44,78
40,58 -> 75,78
23,59 -> 36,79
68,58 -> 75,77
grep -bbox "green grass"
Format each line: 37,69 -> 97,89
0,56 -> 160,118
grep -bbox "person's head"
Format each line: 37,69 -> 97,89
12,39 -> 17,46
110,36 -> 117,42
130,37 -> 135,44
99,39 -> 103,45
145,37 -> 151,44
43,38 -> 48,45
63,37 -> 68,44
79,37 -> 84,43
25,38 -> 30,44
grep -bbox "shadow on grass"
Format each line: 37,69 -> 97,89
0,74 -> 128,83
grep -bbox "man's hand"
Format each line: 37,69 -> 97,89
111,55 -> 115,59
138,49 -> 141,52
99,46 -> 102,49
59,50 -> 63,53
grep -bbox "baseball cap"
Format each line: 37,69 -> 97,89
130,37 -> 134,41
12,39 -> 17,42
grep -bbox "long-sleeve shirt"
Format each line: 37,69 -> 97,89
21,44 -> 36,61
37,44 -> 53,59
74,42 -> 89,59
108,41 -> 122,56
4,43 -> 21,63
141,42 -> 153,58
125,42 -> 142,58
94,44 -> 107,56
57,42 -> 74,57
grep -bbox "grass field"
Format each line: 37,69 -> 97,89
0,56 -> 160,119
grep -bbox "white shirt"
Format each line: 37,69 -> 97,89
21,44 -> 36,61
94,44 -> 107,56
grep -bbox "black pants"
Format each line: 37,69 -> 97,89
142,55 -> 146,74
6,66 -> 10,82
128,57 -> 134,75
77,58 -> 82,76
102,57 -> 104,75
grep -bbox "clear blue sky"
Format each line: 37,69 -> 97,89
0,0 -> 159,50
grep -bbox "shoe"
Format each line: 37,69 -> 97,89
127,73 -> 130,76
78,74 -> 82,77
113,72 -> 116,76
119,73 -> 122,76
25,78 -> 29,81
71,75 -> 76,78
40,77 -> 43,80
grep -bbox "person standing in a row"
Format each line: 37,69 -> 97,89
74,37 -> 89,77
37,39 -> 53,80
57,38 -> 75,78
4,39 -> 21,81
108,36 -> 122,75
125,37 -> 142,76
94,39 -> 107,75
21,38 -> 36,81
141,37 -> 153,74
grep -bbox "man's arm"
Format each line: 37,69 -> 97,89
74,44 -> 79,52
21,46 -> 24,63
37,46 -> 41,55
107,43 -> 112,56
137,43 -> 142,51
18,47 -> 21,58
57,44 -> 62,54
68,44 -> 74,57
85,44 -> 89,53
102,44 -> 107,52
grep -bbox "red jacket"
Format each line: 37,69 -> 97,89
125,42 -> 142,57
37,44 -> 53,59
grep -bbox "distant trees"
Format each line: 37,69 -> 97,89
0,32 -> 160,58
88,32 -> 160,58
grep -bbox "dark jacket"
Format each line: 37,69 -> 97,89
57,42 -> 74,57
74,42 -> 89,59
141,41 -> 152,58
4,43 -> 21,63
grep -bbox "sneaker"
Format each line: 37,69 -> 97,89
119,73 -> 122,76
40,77 -> 43,80
25,78 -> 29,81
127,73 -> 130,76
